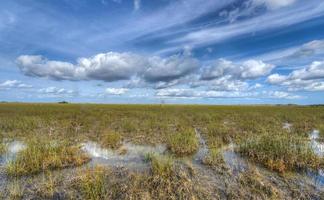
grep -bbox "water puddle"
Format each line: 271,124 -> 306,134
0,140 -> 26,165
81,141 -> 167,170
306,130 -> 324,189
306,169 -> 324,189
309,130 -> 324,157
283,122 -> 292,132
193,128 -> 247,174
193,128 -> 208,162
222,143 -> 247,174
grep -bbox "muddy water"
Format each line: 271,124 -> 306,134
81,141 -> 167,171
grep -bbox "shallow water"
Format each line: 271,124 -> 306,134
282,122 -> 292,131
222,143 -> 247,174
0,140 -> 26,165
306,169 -> 324,189
193,128 -> 208,162
305,130 -> 324,189
310,130 -> 324,157
81,141 -> 166,170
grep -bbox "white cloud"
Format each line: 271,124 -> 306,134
200,59 -> 274,80
267,74 -> 288,84
266,91 -> 301,99
105,88 -> 128,95
0,80 -> 32,89
252,0 -> 297,10
156,88 -> 299,99
134,0 -> 141,11
267,61 -> 324,91
17,52 -> 199,84
38,87 -> 77,97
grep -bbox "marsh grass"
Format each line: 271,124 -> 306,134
202,148 -> 224,166
239,133 -> 321,173
0,142 -> 6,154
6,139 -> 90,176
167,128 -> 198,156
77,166 -> 108,200
8,180 -> 25,200
145,153 -> 174,177
100,130 -> 122,149
237,168 -> 281,199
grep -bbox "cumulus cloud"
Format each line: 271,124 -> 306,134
0,80 -> 32,89
156,88 -> 299,99
38,87 -> 77,97
105,88 -> 128,95
267,61 -> 324,91
17,52 -> 199,85
195,59 -> 274,91
200,59 -> 274,80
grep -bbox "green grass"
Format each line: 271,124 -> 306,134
202,148 -> 224,166
1,103 -> 324,198
77,166 -> 109,200
6,139 -> 90,176
0,142 -> 6,154
145,153 -> 174,177
167,128 -> 199,156
238,132 -> 322,173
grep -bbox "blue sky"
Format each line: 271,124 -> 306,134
1,0 -> 324,104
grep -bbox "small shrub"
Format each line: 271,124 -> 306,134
167,128 -> 198,156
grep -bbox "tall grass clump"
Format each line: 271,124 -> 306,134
239,133 -> 321,173
202,148 -> 224,166
6,139 -> 90,176
76,166 -> 108,200
143,153 -> 208,199
0,142 -> 6,154
167,128 -> 198,156
145,153 -> 174,177
100,130 -> 122,149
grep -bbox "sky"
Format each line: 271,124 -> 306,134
1,0 -> 324,104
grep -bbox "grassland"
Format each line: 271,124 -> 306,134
0,103 -> 323,199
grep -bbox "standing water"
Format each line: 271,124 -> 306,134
81,141 -> 167,171
307,130 -> 324,188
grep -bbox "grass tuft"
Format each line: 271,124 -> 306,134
6,139 -> 90,176
238,132 -> 322,173
77,166 -> 108,200
145,153 -> 174,177
100,130 -> 122,149
167,128 -> 198,156
202,148 -> 224,166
